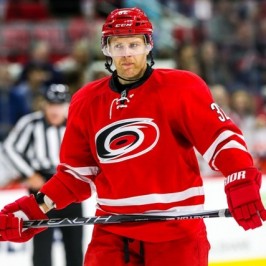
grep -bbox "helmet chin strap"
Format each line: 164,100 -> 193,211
104,52 -> 155,82
115,74 -> 141,82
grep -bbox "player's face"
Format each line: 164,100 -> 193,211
108,36 -> 149,84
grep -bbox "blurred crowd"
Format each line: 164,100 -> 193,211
1,0 -> 266,182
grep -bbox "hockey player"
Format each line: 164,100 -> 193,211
0,7 -> 265,266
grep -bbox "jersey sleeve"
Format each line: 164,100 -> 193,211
41,89 -> 100,209
176,71 -> 253,176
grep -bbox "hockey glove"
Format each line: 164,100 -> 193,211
0,194 -> 48,242
225,167 -> 266,230
0,213 -> 22,240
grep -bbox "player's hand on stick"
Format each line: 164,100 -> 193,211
0,213 -> 22,240
225,167 -> 266,230
0,194 -> 48,242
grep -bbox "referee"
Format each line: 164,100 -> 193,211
3,84 -> 83,266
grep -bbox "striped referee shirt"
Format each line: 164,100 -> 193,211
3,111 -> 66,178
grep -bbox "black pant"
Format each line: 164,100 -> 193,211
32,203 -> 83,266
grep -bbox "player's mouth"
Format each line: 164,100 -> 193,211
122,62 -> 134,67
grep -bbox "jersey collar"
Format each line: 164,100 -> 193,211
109,64 -> 153,93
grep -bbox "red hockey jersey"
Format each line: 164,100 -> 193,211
41,69 -> 253,242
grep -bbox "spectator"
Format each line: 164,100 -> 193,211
210,84 -> 239,122
206,0 -> 237,46
250,113 -> 266,174
55,39 -> 93,86
158,0 -> 195,18
228,20 -> 260,92
175,43 -> 201,75
198,40 -> 232,87
230,89 -> 256,149
18,40 -> 63,85
256,18 -> 266,87
0,62 -> 14,141
9,61 -> 50,125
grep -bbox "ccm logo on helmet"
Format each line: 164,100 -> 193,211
115,24 -> 132,28
225,171 -> 246,185
118,11 -> 129,15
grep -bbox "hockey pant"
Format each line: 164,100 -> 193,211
84,225 -> 210,266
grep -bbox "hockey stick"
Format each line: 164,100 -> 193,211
23,208 -> 232,228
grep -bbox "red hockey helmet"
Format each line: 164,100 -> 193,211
101,7 -> 153,52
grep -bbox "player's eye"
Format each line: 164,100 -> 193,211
130,43 -> 142,49
113,44 -> 124,50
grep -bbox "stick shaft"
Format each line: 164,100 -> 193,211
23,208 -> 231,228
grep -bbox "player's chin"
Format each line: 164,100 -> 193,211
124,73 -> 140,80
121,68 -> 137,78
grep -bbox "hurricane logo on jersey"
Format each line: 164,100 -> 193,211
95,118 -> 159,163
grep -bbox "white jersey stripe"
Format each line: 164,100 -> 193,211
130,204 -> 204,216
203,130 -> 244,163
64,168 -> 97,193
60,163 -> 100,176
61,163 -> 99,193
96,204 -> 205,216
210,140 -> 248,170
97,186 -> 204,207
